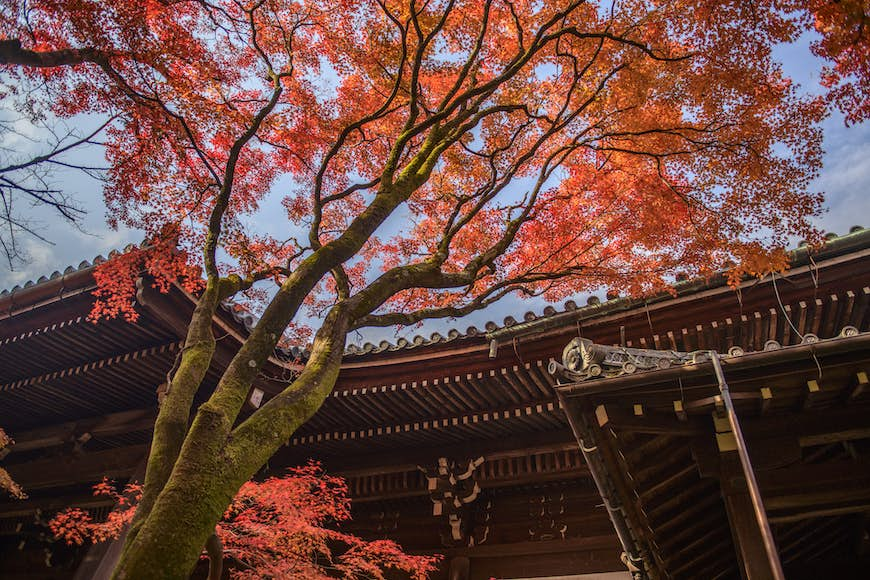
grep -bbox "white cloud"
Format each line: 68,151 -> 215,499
811,119 -> 870,235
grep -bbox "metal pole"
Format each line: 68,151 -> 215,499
710,352 -> 785,580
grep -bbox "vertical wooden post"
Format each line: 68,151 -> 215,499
711,353 -> 784,580
448,556 -> 470,580
720,454 -> 776,580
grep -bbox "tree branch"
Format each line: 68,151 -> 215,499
0,38 -> 110,67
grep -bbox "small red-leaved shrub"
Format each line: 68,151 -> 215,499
51,462 -> 439,579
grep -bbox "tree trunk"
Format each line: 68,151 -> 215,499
111,419 -> 239,579
111,310 -> 349,579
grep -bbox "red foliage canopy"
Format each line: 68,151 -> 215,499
804,0 -> 870,125
0,0 -> 845,322
50,463 -> 439,579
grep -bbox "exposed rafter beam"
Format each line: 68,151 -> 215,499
0,342 -> 181,392
6,407 -> 157,454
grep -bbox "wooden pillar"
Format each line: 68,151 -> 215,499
448,556 -> 470,580
720,453 -> 777,580
73,452 -> 149,580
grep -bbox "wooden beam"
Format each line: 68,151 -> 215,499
5,444 -> 148,489
0,493 -> 113,519
593,404 -> 707,436
344,453 -> 593,503
673,400 -> 687,421
756,460 -> 870,512
8,408 -> 157,454
848,371 -> 869,400
802,380 -> 821,410
760,387 -> 773,415
284,428 -> 580,478
691,432 -> 801,477
438,534 -> 620,558
290,398 -> 560,448
742,405 -> 870,447
769,503 -> 870,524
0,342 -> 180,392
720,454 -> 779,580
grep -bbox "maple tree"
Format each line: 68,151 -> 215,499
50,463 -> 438,579
0,115 -> 110,270
802,0 -> 870,125
0,0 -> 857,577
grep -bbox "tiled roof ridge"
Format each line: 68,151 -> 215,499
0,246 -> 132,297
2,226 -> 868,360
343,225 -> 870,356
0,242 -> 302,358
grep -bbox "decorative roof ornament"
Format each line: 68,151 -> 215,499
418,456 -> 488,547
548,337 -> 736,382
548,327 -> 857,383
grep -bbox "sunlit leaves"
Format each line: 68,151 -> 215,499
3,0 -> 858,323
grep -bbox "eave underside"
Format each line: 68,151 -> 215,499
561,333 -> 870,579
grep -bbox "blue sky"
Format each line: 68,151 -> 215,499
1,31 -> 868,344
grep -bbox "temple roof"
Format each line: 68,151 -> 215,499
3,226 -> 869,360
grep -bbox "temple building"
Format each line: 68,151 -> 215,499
1,226 -> 869,579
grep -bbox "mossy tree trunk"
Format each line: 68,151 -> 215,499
113,304 -> 348,579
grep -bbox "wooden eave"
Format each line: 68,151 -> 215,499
4,240 -> 866,511
293,256 -> 870,455
557,331 -> 870,579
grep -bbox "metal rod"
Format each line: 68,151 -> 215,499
710,351 -> 785,580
